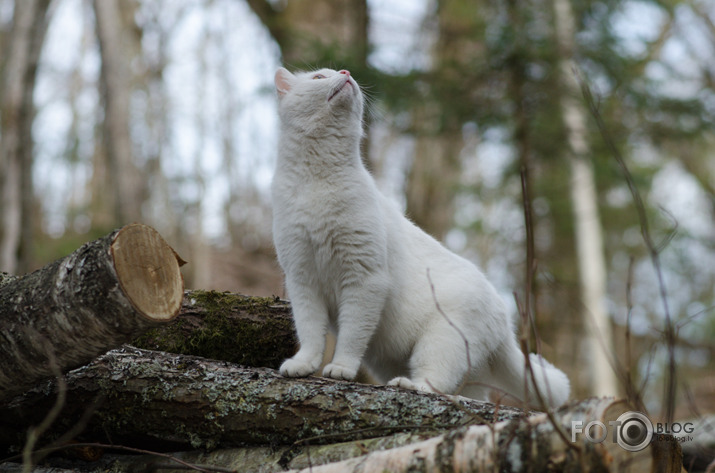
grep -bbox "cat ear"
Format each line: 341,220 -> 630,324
275,67 -> 295,97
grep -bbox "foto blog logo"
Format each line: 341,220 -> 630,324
571,411 -> 696,452
571,411 -> 653,452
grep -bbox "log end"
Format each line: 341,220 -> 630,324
111,224 -> 184,322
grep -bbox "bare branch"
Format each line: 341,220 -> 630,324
576,71 -> 678,423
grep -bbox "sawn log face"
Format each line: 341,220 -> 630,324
0,224 -> 183,402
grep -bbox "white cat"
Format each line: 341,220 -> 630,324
271,67 -> 570,408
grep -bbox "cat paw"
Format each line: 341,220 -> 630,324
280,358 -> 317,378
388,377 -> 435,392
322,363 -> 358,381
387,377 -> 417,390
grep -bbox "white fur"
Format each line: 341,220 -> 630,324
271,67 -> 570,408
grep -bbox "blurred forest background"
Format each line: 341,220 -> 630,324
0,0 -> 713,421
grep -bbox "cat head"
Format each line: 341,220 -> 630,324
274,67 -> 364,138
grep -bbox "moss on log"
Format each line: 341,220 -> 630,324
132,290 -> 297,369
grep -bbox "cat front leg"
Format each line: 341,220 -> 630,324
280,279 -> 329,377
323,274 -> 388,381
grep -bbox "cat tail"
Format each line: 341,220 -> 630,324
488,340 -> 570,408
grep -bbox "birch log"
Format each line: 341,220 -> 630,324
553,0 -> 618,398
280,397 -> 683,473
0,224 -> 184,402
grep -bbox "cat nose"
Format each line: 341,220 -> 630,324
339,70 -> 350,76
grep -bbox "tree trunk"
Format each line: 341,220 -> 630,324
405,128 -> 462,240
0,224 -> 184,403
403,0 -> 488,240
93,0 -> 144,225
244,0 -> 373,171
0,347 -> 526,454
553,0 -> 619,398
0,0 -> 52,274
133,290 -> 298,370
245,0 -> 368,68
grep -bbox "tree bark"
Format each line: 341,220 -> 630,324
276,397 -> 682,473
133,290 -> 298,370
0,224 -> 184,403
0,0 -> 52,274
0,347 -> 526,454
1,380 -> 683,473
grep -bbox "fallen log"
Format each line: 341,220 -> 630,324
159,400 -> 682,473
0,432 -> 438,472
276,397 -> 683,473
1,398 -> 684,473
0,347 -> 525,454
0,224 -> 184,403
681,415 -> 715,472
133,290 -> 297,370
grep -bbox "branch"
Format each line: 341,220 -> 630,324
577,70 -> 677,423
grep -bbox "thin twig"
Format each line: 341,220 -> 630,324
515,301 -> 580,452
291,424 -> 454,446
426,268 -> 472,395
515,158 -> 580,454
519,166 -> 543,357
622,256 -> 647,413
150,463 -> 237,473
576,69 -> 678,424
21,333 -> 66,472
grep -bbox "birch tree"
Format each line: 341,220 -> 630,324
552,0 -> 618,398
0,0 -> 52,274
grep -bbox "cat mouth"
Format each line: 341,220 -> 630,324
328,79 -> 353,101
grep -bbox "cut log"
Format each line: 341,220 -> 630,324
0,347 -> 525,454
163,399 -> 682,473
0,224 -> 184,402
681,415 -> 715,472
276,397 -> 683,473
1,393 -> 684,473
0,433 -> 440,472
133,290 -> 297,370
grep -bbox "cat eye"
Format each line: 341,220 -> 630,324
312,74 -> 326,80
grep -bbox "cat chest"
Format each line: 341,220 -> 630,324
310,225 -> 378,276
274,178 -> 387,283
